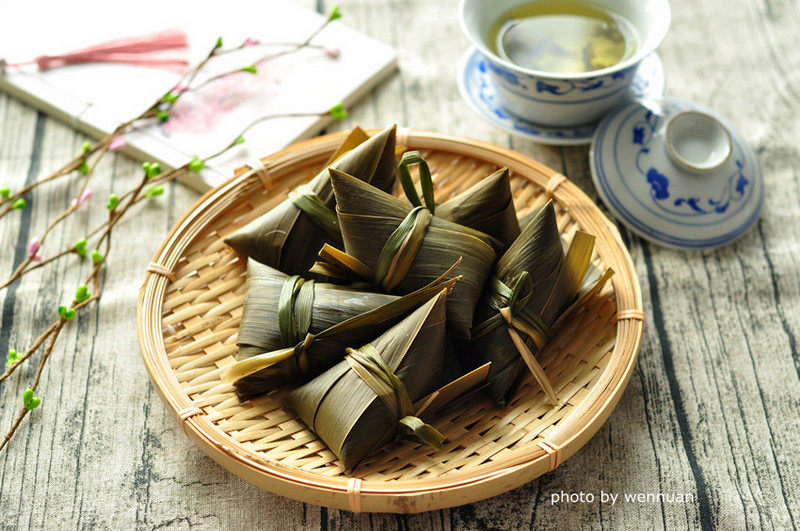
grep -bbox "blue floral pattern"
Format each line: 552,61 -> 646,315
646,168 -> 670,200
487,62 -> 636,97
460,51 -> 664,144
633,111 -> 750,216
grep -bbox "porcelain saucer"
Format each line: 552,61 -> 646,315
457,48 -> 666,146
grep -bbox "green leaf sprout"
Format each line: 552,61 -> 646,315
146,185 -> 164,197
74,284 -> 90,304
6,349 -> 21,367
188,156 -> 205,172
58,305 -> 76,321
329,103 -> 347,121
23,388 -> 41,411
74,238 -> 88,257
142,162 -> 162,179
106,194 -> 119,210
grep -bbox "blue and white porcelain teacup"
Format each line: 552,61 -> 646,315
458,0 -> 671,127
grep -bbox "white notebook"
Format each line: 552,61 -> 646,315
0,0 -> 397,191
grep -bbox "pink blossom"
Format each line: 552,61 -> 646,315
242,37 -> 260,47
71,188 -> 93,207
78,189 -> 93,204
323,46 -> 340,59
109,136 -> 126,151
173,83 -> 189,94
28,238 -> 40,257
32,252 -> 42,263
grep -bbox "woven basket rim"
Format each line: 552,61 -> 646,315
137,128 -> 643,508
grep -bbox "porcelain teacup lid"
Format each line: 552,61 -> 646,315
590,98 -> 764,250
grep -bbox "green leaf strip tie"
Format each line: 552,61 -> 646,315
470,272 -> 558,404
288,184 -> 343,242
373,206 -> 433,292
470,272 -> 551,347
277,275 -> 316,378
396,151 -> 436,214
342,344 -> 444,450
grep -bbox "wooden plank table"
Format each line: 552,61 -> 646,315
1,0 -> 798,528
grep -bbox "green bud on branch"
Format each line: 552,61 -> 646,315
107,194 -> 119,210
241,65 -> 257,74
58,305 -> 76,321
329,102 -> 347,121
214,36 -> 223,50
163,92 -> 178,104
146,185 -> 164,197
81,141 -> 92,154
79,162 -> 89,175
156,110 -> 170,122
6,349 -> 20,368
329,4 -> 342,20
0,188 -> 9,199
235,136 -> 246,145
188,156 -> 204,172
23,388 -> 41,411
12,198 -> 26,210
74,284 -> 90,304
142,162 -> 162,179
91,250 -> 103,265
74,238 -> 88,257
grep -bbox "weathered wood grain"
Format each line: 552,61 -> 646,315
1,0 -> 799,528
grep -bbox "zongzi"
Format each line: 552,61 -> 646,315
320,169 -> 497,339
461,200 -> 614,405
224,126 -> 398,274
397,151 -> 520,249
289,289 -> 448,470
223,259 -> 456,400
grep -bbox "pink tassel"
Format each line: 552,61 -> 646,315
8,30 -> 189,72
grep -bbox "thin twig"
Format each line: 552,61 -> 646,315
188,17 -> 335,93
0,10 -> 339,454
0,319 -> 66,452
0,109 -> 329,292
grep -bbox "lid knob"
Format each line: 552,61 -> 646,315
665,111 -> 732,173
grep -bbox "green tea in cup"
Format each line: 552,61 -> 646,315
489,0 -> 639,74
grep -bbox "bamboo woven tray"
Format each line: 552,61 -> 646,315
138,128 -> 644,513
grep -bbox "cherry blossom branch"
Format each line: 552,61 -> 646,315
0,4 -> 346,453
0,104 -> 345,450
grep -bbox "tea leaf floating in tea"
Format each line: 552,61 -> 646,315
313,169 -> 497,339
224,126 -> 397,275
288,290 -> 448,470
490,0 -> 637,74
462,200 -> 614,405
396,152 -> 521,249
223,259 -> 458,400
